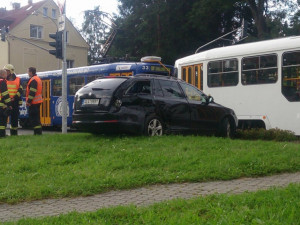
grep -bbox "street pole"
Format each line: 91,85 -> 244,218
61,6 -> 67,133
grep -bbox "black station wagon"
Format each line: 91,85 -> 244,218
72,75 -> 238,137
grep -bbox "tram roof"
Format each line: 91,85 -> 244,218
17,61 -> 171,79
175,35 -> 300,66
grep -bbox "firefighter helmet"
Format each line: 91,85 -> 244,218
3,64 -> 14,74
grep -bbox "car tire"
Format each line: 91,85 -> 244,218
219,117 -> 234,138
144,115 -> 164,136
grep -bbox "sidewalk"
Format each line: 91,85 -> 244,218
0,172 -> 299,222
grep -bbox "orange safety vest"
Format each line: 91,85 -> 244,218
7,77 -> 21,98
26,75 -> 43,104
0,79 -> 3,102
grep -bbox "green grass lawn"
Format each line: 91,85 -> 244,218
0,133 -> 299,204
4,184 -> 300,225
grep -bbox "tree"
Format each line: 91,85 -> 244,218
82,0 -> 299,65
243,0 -> 299,39
81,6 -> 116,64
110,0 -> 237,64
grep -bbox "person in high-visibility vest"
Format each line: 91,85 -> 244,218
3,64 -> 23,136
0,69 -> 12,138
26,67 -> 43,135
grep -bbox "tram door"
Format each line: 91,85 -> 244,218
182,64 -> 203,90
40,80 -> 51,126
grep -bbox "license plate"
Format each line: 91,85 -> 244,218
82,99 -> 99,106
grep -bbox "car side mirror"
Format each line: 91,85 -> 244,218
206,96 -> 214,105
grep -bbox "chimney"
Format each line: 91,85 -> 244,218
12,3 -> 21,10
28,0 -> 33,5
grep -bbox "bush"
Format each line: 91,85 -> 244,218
236,128 -> 298,142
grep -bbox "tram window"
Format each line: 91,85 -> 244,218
242,54 -> 277,85
242,57 -> 259,70
69,77 -> 85,96
208,59 -> 238,87
182,68 -> 187,81
52,79 -> 62,96
282,51 -> 300,102
208,61 -> 222,73
188,67 -> 192,84
283,51 -> 300,66
87,75 -> 103,84
21,81 -> 28,96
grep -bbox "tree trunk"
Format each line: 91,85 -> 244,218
247,0 -> 268,38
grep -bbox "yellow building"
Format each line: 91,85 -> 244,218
0,0 -> 89,74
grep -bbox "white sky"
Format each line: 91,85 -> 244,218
1,0 -> 119,29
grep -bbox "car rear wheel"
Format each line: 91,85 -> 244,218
219,117 -> 234,138
145,116 -> 163,136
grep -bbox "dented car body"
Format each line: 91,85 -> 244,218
72,75 -> 238,137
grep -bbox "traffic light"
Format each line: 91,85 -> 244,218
49,31 -> 63,59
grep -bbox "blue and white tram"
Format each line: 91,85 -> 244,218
18,57 -> 173,127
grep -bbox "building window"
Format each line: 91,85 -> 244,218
67,60 -> 74,68
208,59 -> 239,87
43,7 -> 48,17
52,9 -> 56,19
30,25 -> 43,39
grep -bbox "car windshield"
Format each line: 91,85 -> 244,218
84,78 -> 127,96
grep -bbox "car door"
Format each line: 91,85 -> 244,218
179,82 -> 219,132
120,79 -> 154,130
153,79 -> 190,132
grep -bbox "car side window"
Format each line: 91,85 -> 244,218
153,79 -> 164,96
180,82 -> 206,103
158,80 -> 185,99
125,80 -> 151,95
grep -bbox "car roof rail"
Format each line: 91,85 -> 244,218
135,74 -> 178,79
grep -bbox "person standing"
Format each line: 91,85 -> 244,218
0,69 -> 12,138
26,67 -> 43,135
3,64 -> 23,136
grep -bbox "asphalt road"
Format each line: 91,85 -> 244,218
5,128 -> 75,136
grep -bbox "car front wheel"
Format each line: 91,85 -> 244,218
144,116 -> 163,136
218,117 -> 234,138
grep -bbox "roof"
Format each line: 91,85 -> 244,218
175,36 -> 300,66
0,0 -> 46,29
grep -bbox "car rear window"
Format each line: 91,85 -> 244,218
84,78 -> 127,96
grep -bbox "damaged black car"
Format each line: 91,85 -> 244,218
72,75 -> 238,137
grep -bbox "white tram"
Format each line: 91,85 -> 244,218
175,36 -> 300,135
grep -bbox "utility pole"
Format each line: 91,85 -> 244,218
36,1 -> 67,133
54,0 -> 67,133
60,3 -> 67,134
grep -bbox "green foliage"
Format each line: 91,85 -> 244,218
106,0 -> 300,64
236,128 -> 298,142
0,134 -> 299,204
81,6 -> 117,64
5,184 -> 300,224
